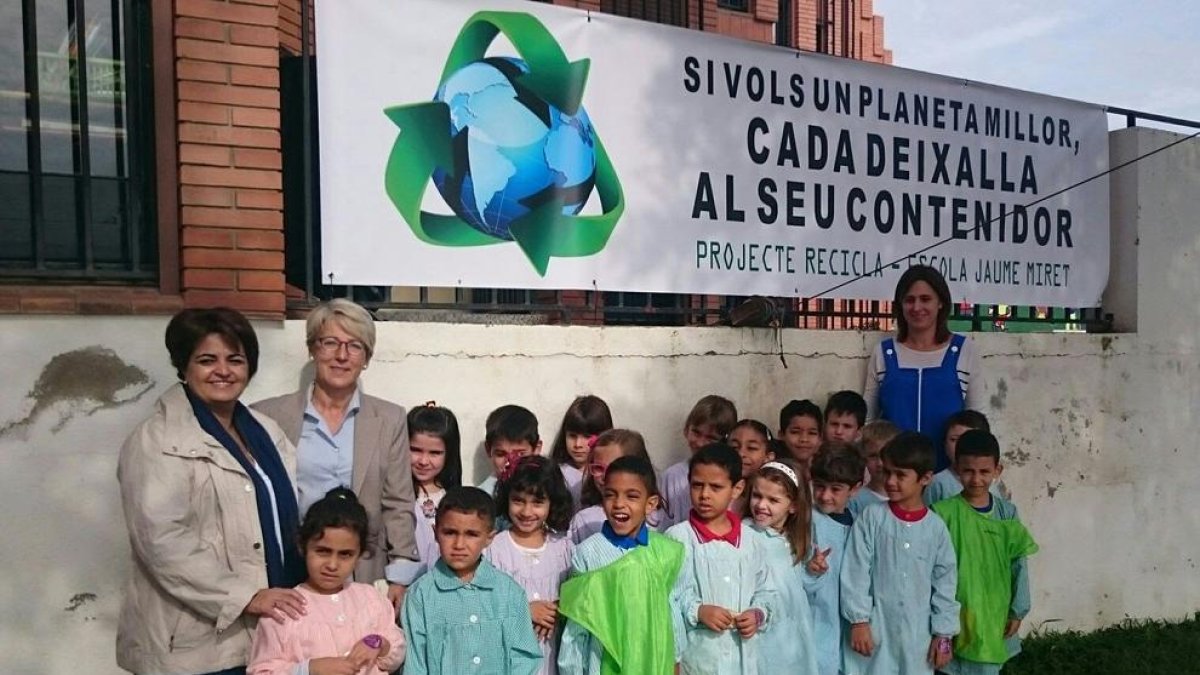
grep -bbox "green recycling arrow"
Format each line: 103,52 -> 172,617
383,10 -> 624,276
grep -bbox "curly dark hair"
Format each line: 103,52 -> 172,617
494,455 -> 574,533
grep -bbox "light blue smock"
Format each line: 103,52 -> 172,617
667,521 -> 781,675
840,502 -> 960,675
804,508 -> 853,674
745,519 -> 818,675
923,469 -> 1002,507
849,488 -> 888,518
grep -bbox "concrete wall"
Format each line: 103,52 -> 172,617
2,127 -> 1197,672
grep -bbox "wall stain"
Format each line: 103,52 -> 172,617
1004,447 -> 1031,467
990,378 -> 1008,411
0,346 -> 154,436
65,592 -> 97,612
1046,481 -> 1062,498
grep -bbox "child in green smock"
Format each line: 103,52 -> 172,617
932,430 -> 1038,675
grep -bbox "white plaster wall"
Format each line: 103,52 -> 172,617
1,126 -> 1197,672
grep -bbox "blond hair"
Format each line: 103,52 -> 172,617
305,299 -> 377,358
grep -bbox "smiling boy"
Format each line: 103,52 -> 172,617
402,487 -> 542,675
667,443 -> 779,675
840,432 -> 960,675
931,430 -> 1038,675
805,443 -> 866,675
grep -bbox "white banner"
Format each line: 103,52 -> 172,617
316,0 -> 1110,306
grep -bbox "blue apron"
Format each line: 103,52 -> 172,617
878,334 -> 967,471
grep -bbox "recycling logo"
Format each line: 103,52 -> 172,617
384,11 -> 625,276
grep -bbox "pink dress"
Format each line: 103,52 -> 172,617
248,583 -> 405,675
485,530 -> 573,675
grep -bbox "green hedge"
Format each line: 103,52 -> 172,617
1002,614 -> 1200,674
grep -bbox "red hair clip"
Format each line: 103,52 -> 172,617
586,434 -> 600,451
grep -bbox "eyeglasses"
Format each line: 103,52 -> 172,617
312,336 -> 367,356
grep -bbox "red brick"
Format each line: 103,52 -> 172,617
182,186 -> 234,207
183,248 -> 284,270
183,206 -> 281,229
237,230 -> 285,250
238,270 -> 285,292
0,296 -> 21,313
230,24 -> 279,47
231,107 -> 280,129
21,296 -> 78,314
184,268 -> 237,290
180,143 -> 233,167
177,0 -> 278,27
179,101 -> 231,125
229,65 -> 279,88
180,122 -> 279,149
131,294 -> 185,315
177,59 -> 229,84
184,289 -> 284,315
182,227 -> 237,248
78,298 -> 134,315
235,0 -> 283,6
176,17 -> 228,42
235,189 -> 283,210
179,81 -> 278,109
234,148 -> 282,170
177,38 -> 278,68
181,165 -> 282,190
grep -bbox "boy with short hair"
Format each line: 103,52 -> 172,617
402,487 -> 542,675
848,420 -> 901,517
924,410 -> 1000,506
667,443 -> 778,675
661,395 -> 738,527
805,443 -> 866,675
478,404 -> 542,496
558,456 -> 685,675
932,430 -> 1038,675
824,390 -> 867,443
841,432 -> 959,675
778,399 -> 823,468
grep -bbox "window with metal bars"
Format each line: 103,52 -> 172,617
0,0 -> 156,282
717,0 -> 751,11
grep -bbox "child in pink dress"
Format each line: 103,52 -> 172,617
486,455 -> 576,675
249,488 -> 405,675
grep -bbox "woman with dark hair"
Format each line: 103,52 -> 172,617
117,308 -> 305,675
864,265 -> 983,470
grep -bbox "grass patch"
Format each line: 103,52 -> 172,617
1002,614 -> 1200,674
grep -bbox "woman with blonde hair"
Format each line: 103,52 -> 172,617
254,299 -> 420,608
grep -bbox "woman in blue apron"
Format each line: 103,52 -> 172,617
863,265 -> 982,471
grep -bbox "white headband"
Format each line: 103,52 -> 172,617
761,461 -> 800,487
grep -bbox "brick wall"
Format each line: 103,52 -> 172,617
175,0 -> 288,317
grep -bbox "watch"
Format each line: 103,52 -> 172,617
362,634 -> 383,650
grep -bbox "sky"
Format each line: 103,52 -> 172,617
873,0 -> 1200,130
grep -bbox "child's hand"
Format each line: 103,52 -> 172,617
346,636 -> 387,671
1004,617 -> 1022,638
530,600 -> 558,641
697,604 -> 735,632
849,622 -> 874,657
927,636 -> 952,669
733,609 -> 762,638
806,547 -> 832,576
310,657 -> 361,675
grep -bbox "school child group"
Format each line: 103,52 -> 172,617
248,391 -> 1038,675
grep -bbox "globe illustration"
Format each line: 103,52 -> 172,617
431,56 -> 597,240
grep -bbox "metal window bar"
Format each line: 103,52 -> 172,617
2,0 -> 154,280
